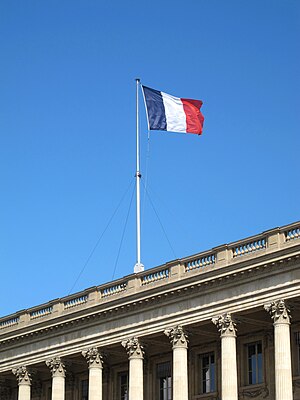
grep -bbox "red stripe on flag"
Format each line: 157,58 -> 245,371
181,99 -> 204,135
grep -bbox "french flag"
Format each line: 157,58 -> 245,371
142,86 -> 204,135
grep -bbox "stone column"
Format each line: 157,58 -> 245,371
265,299 -> 293,400
46,357 -> 66,400
164,325 -> 188,400
122,337 -> 144,400
212,313 -> 238,400
82,347 -> 103,400
12,366 -> 31,400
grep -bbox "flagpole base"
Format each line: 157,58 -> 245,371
134,262 -> 145,274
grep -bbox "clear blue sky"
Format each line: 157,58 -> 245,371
0,0 -> 299,316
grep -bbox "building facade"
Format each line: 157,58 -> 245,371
0,221 -> 300,400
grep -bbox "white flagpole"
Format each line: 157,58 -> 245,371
134,78 -> 144,273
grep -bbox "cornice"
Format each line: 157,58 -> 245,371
0,251 -> 299,349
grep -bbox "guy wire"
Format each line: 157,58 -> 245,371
112,181 -> 136,280
68,178 -> 134,294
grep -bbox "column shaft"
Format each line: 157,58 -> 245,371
82,347 -> 104,400
212,313 -> 238,400
46,357 -> 65,400
129,357 -> 143,400
221,335 -> 238,400
164,325 -> 189,400
18,383 -> 31,400
12,366 -> 31,400
89,366 -> 102,400
52,376 -> 65,400
274,323 -> 293,400
173,346 -> 188,400
122,337 -> 144,400
265,299 -> 293,400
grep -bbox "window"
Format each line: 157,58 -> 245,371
199,353 -> 216,393
81,379 -> 88,400
119,372 -> 128,400
295,332 -> 300,375
247,342 -> 263,385
157,361 -> 172,400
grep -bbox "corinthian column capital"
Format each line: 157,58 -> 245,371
122,337 -> 144,359
46,357 -> 66,377
12,366 -> 31,385
264,299 -> 291,324
82,347 -> 103,368
212,313 -> 237,336
164,325 -> 188,348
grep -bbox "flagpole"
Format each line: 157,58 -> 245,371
134,78 -> 144,273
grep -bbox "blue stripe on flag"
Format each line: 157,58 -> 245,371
142,86 -> 167,131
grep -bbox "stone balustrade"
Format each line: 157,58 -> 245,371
30,306 -> 53,319
285,226 -> 300,241
101,283 -> 127,297
64,295 -> 88,309
0,221 -> 299,333
0,316 -> 19,329
185,253 -> 215,272
141,268 -> 169,285
232,237 -> 266,257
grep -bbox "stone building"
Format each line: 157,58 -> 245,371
0,221 -> 300,400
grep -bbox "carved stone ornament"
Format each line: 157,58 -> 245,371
82,347 -> 103,368
46,357 -> 66,377
264,299 -> 291,324
212,313 -> 237,336
121,337 -> 144,359
12,366 -> 32,385
294,377 -> 300,389
164,325 -> 188,348
240,386 -> 269,398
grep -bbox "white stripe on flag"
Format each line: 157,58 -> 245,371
161,91 -> 186,133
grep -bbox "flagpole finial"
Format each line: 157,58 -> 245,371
135,78 -> 140,83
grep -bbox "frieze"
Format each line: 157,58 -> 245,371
164,325 -> 188,348
212,313 -> 237,336
0,252 -> 298,349
264,299 -> 291,324
82,347 -> 103,368
121,337 -> 144,359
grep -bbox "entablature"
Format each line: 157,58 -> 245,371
0,222 -> 299,342
0,222 -> 299,372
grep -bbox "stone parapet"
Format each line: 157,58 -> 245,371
0,221 -> 299,340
